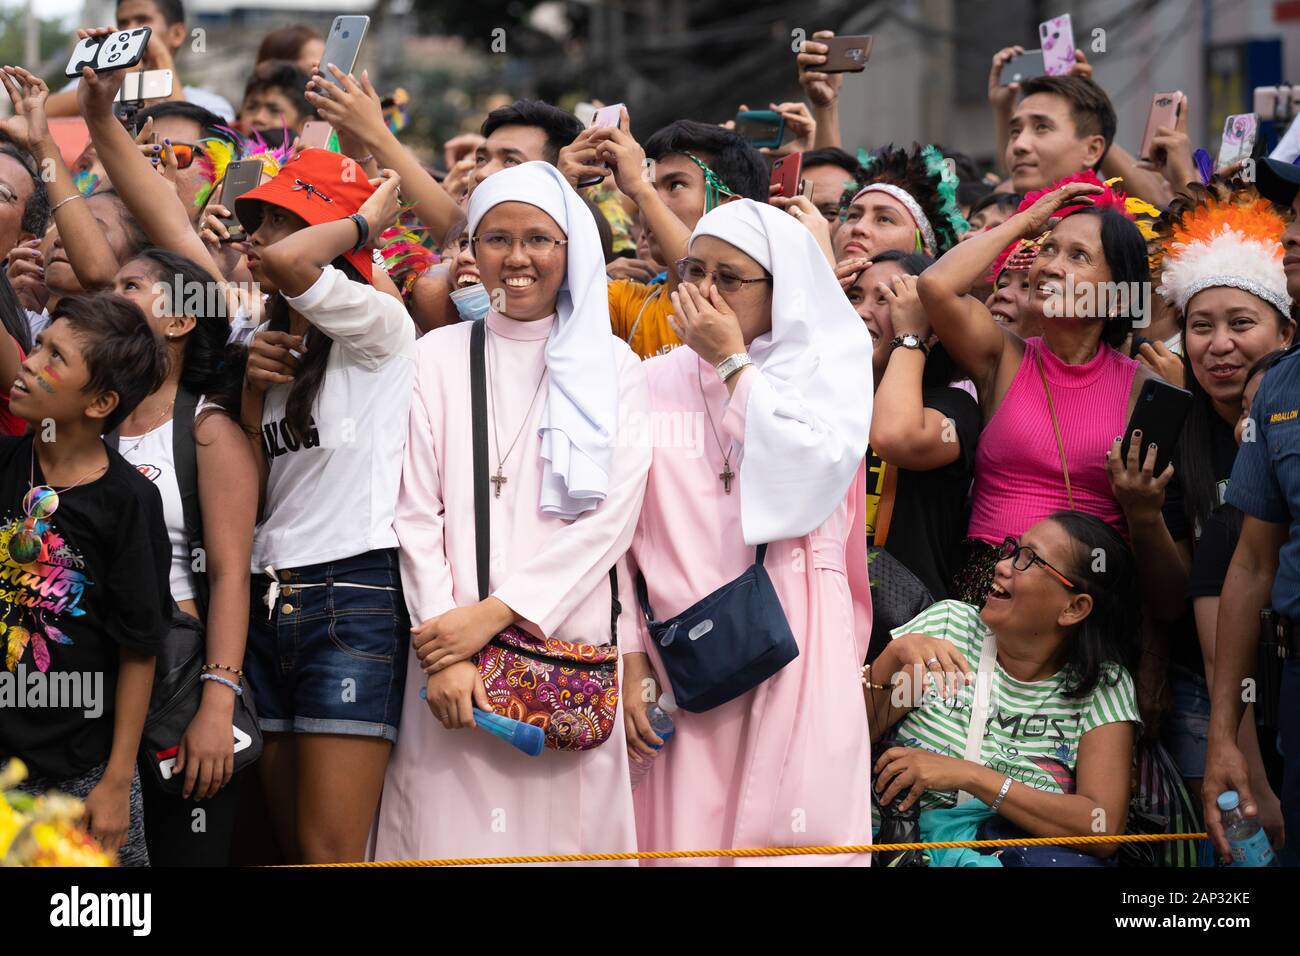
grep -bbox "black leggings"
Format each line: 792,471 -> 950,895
138,756 -> 240,867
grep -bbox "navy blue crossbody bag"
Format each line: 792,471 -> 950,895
634,543 -> 798,712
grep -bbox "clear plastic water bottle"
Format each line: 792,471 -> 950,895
629,702 -> 675,791
1218,790 -> 1277,867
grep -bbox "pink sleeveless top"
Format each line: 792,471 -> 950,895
968,337 -> 1138,544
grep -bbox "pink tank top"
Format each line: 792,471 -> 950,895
968,337 -> 1138,544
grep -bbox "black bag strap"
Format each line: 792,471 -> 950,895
471,319 -> 490,603
172,386 -> 209,619
469,320 -> 618,644
635,542 -> 766,625
102,387 -> 207,617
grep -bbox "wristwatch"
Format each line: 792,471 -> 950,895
889,334 -> 929,355
715,352 -> 753,383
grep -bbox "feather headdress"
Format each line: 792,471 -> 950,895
193,126 -> 293,208
1156,183 -> 1290,317
853,143 -> 970,254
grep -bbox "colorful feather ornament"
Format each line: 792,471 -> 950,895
193,126 -> 292,208
1018,169 -> 1133,220
1156,179 -> 1290,317
852,143 -> 969,253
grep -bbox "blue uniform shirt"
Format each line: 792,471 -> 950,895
1226,347 -> 1300,618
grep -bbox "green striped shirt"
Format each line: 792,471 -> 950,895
888,600 -> 1139,812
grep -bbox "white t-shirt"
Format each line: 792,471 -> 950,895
252,265 -> 416,572
118,402 -> 216,603
59,77 -> 235,122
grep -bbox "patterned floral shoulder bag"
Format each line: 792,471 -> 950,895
468,319 -> 620,752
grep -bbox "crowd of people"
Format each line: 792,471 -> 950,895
0,1 -> 1297,869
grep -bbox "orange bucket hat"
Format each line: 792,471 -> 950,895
236,147 -> 377,283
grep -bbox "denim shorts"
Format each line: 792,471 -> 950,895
246,548 -> 409,741
1165,664 -> 1211,779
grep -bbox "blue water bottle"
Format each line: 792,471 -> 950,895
1217,790 -> 1277,867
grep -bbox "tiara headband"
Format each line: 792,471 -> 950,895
850,183 -> 937,255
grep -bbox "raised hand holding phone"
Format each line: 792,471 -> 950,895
798,29 -> 844,109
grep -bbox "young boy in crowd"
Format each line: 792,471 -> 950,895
45,0 -> 236,121
560,118 -> 767,358
238,60 -> 315,139
0,293 -> 171,865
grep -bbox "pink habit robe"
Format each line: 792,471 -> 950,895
373,310 -> 651,861
627,345 -> 874,865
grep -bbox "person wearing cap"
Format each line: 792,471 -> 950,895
622,199 -> 874,865
372,161 -> 651,863
1204,157 -> 1300,866
1257,156 -> 1300,305
235,147 -> 416,864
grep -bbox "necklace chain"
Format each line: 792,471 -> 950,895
29,442 -> 107,500
119,401 -> 175,458
696,359 -> 735,494
485,328 -> 547,496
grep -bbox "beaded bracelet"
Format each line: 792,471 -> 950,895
203,662 -> 244,678
859,663 -> 890,692
200,672 -> 243,696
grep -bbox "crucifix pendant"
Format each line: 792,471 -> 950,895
719,461 -> 734,494
490,466 -> 508,498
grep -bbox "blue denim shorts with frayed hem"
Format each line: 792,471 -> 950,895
246,548 -> 409,742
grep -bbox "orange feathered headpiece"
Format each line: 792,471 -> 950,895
1157,181 -> 1290,316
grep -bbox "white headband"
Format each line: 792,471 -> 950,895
850,183 -> 937,255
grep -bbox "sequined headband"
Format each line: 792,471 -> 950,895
850,183 -> 937,255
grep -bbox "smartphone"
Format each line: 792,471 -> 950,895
999,50 -> 1045,86
317,15 -> 370,85
575,104 -> 626,188
1039,14 -> 1075,76
1139,91 -> 1184,162
574,102 -> 598,127
770,153 -> 803,199
592,103 -> 625,129
1119,378 -> 1193,477
1253,85 -> 1300,122
1218,113 -> 1260,167
819,35 -> 874,73
735,110 -> 785,150
65,28 -> 151,77
300,120 -> 335,150
114,69 -> 173,103
216,160 -> 264,242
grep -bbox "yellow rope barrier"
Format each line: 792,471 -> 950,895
281,831 -> 1209,867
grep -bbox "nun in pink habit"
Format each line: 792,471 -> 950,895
372,161 -> 651,862
624,198 -> 875,865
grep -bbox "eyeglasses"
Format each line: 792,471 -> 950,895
473,233 -> 568,255
997,536 -> 1080,591
675,258 -> 773,294
168,143 -> 198,170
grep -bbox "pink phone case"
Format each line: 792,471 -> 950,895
1040,15 -> 1075,77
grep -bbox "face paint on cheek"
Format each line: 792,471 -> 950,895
35,365 -> 61,394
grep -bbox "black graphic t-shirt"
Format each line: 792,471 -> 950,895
0,435 -> 170,779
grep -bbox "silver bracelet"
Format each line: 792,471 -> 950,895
49,194 -> 84,214
989,775 -> 1013,812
